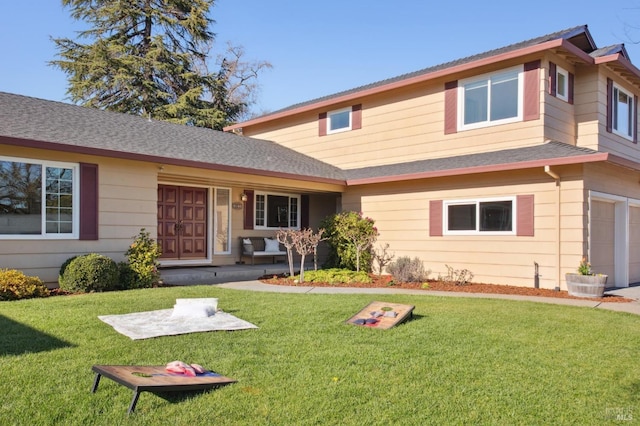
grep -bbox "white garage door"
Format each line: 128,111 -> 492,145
590,200 -> 615,282
629,206 -> 640,284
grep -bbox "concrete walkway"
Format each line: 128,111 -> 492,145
212,280 -> 640,316
160,266 -> 640,315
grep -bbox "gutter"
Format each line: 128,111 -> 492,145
544,166 -> 562,291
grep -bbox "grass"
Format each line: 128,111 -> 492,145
1,286 -> 639,425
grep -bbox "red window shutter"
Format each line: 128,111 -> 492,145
318,112 -> 327,136
523,60 -> 540,121
606,78 -> 613,133
243,189 -> 254,230
635,95 -> 638,144
79,163 -> 99,240
351,104 -> 362,130
301,195 -> 309,228
429,200 -> 443,237
568,72 -> 574,105
549,61 -> 557,97
444,81 -> 458,134
516,194 -> 534,237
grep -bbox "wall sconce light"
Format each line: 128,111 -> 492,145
240,192 -> 248,202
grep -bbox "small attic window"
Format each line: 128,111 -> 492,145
318,105 -> 362,136
327,107 -> 351,134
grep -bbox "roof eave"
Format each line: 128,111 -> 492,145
346,152 -> 609,186
0,135 -> 346,186
594,53 -> 640,82
225,39 -> 594,131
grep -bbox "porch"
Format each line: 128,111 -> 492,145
159,263 -> 311,286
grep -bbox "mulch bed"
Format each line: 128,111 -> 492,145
259,274 -> 633,303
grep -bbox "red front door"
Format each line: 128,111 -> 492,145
158,185 -> 208,259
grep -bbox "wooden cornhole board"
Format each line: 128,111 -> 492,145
346,301 -> 415,329
91,365 -> 236,414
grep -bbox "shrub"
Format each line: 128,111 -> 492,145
117,261 -> 137,290
123,229 -> 161,289
387,256 -> 431,283
59,255 -> 79,281
297,268 -> 372,285
0,269 -> 49,301
59,253 -> 119,293
438,264 -> 474,286
320,211 -> 378,272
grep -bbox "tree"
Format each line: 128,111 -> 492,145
50,0 -> 268,129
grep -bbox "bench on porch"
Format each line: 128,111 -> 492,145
240,237 -> 287,265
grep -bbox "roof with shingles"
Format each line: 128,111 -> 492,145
345,142 -> 606,184
0,92 -> 345,183
250,25 -> 596,118
0,24 -> 624,186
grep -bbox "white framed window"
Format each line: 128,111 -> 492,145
556,66 -> 569,102
458,66 -> 523,131
254,191 -> 300,229
444,197 -> 515,235
327,107 -> 352,134
214,187 -> 231,254
612,83 -> 635,140
0,156 -> 79,239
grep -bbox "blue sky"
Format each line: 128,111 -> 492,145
2,0 -> 640,115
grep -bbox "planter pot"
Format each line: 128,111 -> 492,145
565,273 -> 607,298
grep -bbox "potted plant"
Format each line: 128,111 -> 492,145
565,257 -> 608,298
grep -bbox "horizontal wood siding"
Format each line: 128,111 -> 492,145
342,167 -> 586,289
0,147 -> 158,283
242,60 -> 550,169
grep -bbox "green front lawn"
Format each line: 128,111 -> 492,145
1,286 -> 638,425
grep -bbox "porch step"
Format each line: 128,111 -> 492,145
159,264 -> 297,286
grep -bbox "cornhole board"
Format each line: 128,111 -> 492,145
91,365 -> 236,414
346,301 -> 415,329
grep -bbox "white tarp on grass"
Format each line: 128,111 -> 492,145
98,309 -> 258,340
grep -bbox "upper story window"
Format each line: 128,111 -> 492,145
612,83 -> 635,140
318,104 -> 362,136
444,197 -> 515,235
555,66 -> 569,102
458,66 -> 523,131
549,62 -> 573,104
327,107 -> 352,134
254,192 -> 300,229
0,156 -> 78,239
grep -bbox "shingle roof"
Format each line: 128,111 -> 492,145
264,25 -> 593,117
0,92 -> 610,185
345,142 -> 604,183
0,92 -> 345,182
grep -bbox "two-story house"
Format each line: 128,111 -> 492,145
1,25 -> 639,290
225,25 -> 640,289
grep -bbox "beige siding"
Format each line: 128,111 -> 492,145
574,67 -> 600,149
1,145 -> 343,283
0,148 -> 158,283
592,69 -> 640,161
543,54 -> 577,144
342,167 -> 586,289
244,58 -> 552,169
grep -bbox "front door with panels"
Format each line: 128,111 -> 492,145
158,185 -> 208,260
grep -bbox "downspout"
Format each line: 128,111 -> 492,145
544,166 -> 561,290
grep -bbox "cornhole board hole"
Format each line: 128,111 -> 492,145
346,301 -> 415,329
91,365 -> 236,414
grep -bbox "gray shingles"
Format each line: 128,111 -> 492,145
264,25 -> 591,116
0,92 -> 345,181
345,142 -> 601,181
